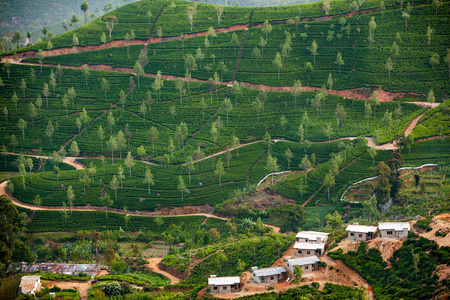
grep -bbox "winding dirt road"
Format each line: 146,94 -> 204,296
145,258 -> 180,284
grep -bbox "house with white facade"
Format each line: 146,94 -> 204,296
346,224 -> 378,241
251,266 -> 287,284
285,256 -> 320,273
378,222 -> 410,239
208,275 -> 240,294
295,231 -> 329,244
293,242 -> 325,257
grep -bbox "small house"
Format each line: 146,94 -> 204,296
251,266 -> 287,284
295,231 -> 329,244
208,275 -> 240,294
378,222 -> 410,239
346,224 -> 378,241
285,256 -> 320,273
19,276 -> 41,295
293,242 -> 325,257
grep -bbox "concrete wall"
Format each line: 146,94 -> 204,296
286,262 -> 319,273
293,249 -> 322,257
380,229 -> 409,239
348,231 -> 374,241
209,284 -> 239,294
252,273 -> 285,284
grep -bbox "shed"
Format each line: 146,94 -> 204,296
378,222 -> 410,239
208,276 -> 240,294
19,276 -> 41,295
285,256 -> 320,273
346,224 -> 378,241
251,266 -> 287,284
295,231 -> 329,244
293,242 -> 325,257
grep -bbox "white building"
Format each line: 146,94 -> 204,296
208,276 -> 240,294
378,222 -> 410,239
293,242 -> 325,257
346,224 -> 378,241
251,266 -> 287,284
295,231 -> 329,244
285,256 -> 320,273
19,276 -> 41,295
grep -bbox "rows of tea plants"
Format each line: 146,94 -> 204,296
155,2 -> 253,37
25,209 -> 206,233
10,142 -> 267,211
0,154 -> 75,173
9,0 -> 169,53
237,3 -> 450,96
412,100 -> 450,139
250,0 -> 399,24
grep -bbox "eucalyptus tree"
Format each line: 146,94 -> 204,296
261,20 -> 272,40
107,111 -> 115,135
11,91 -> 19,112
215,159 -> 225,187
222,98 -> 233,124
266,155 -> 280,185
178,175 -> 186,202
133,61 -> 144,89
35,96 -> 42,117
101,78 -> 110,100
28,103 -> 37,127
292,80 -> 302,109
192,146 -> 204,171
82,65 -> 90,86
67,185 -> 75,214
36,50 -> 44,72
143,166 -> 154,195
300,155 -> 311,184
124,151 -> 135,178
116,130 -> 126,159
148,126 -> 159,155
17,118 -> 27,141
98,125 -> 105,149
69,141 -> 80,157
107,135 -> 118,165
175,78 -> 185,105
101,193 -> 113,218
284,148 -> 293,169
273,52 -> 282,80
309,40 -> 318,64
109,175 -> 119,201
119,90 -> 126,115
185,156 -> 195,183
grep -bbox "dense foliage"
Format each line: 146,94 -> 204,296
329,235 -> 450,300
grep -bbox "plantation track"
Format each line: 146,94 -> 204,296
4,57 -> 441,106
145,257 -> 180,284
1,5 -> 387,61
0,180 -> 281,232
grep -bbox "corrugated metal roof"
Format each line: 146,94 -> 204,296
208,276 -> 240,285
295,231 -> 329,239
253,266 -> 286,277
286,256 -> 320,266
346,225 -> 378,233
378,222 -> 410,231
293,242 -> 325,250
20,276 -> 40,293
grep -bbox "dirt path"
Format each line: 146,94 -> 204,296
2,58 -> 439,106
0,180 -> 281,232
45,280 -> 92,300
145,257 -> 180,284
5,152 -> 86,170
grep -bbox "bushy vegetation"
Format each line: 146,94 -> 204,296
95,271 -> 169,287
25,210 -> 206,233
329,235 -> 450,300
236,283 -> 366,299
